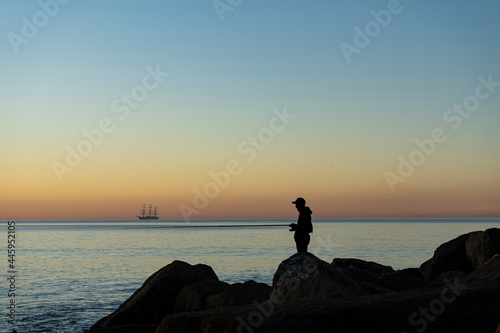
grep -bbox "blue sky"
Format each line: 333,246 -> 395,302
1,1 -> 499,219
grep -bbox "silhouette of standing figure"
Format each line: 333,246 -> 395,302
289,197 -> 313,253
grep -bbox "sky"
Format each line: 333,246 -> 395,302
1,0 -> 499,220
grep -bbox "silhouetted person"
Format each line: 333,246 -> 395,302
289,197 -> 313,253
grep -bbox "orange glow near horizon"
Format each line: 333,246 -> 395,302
2,163 -> 499,220
2,133 -> 500,220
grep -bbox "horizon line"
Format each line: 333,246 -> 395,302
6,217 -> 500,222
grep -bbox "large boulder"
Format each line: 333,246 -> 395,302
91,261 -> 219,330
466,228 -> 500,269
420,233 -> 475,282
269,252 -> 366,303
331,258 -> 393,294
206,280 -> 271,308
420,228 -> 500,282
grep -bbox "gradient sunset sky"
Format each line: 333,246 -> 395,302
1,1 -> 499,220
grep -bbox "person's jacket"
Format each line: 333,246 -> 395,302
296,206 -> 313,233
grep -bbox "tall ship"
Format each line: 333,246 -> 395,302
136,204 -> 159,220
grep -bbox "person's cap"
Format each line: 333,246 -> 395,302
292,197 -> 306,205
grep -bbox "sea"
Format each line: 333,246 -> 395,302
2,218 -> 499,333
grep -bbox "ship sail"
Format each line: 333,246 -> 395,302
136,204 -> 159,220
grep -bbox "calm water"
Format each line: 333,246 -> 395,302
2,218 -> 498,333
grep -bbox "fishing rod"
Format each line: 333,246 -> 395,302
147,224 -> 292,229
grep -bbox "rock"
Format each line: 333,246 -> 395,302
466,228 -> 500,269
419,233 -> 474,282
89,324 -> 157,333
420,228 -> 500,282
331,258 -> 426,292
385,270 -> 427,291
331,258 -> 394,287
155,282 -> 500,333
432,271 -> 467,285
173,280 -> 229,313
206,280 -> 271,308
355,281 -> 393,294
269,252 -> 366,302
331,258 -> 395,274
90,261 -> 219,330
464,254 -> 500,285
399,267 -> 424,280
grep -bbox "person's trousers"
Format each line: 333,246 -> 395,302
294,232 -> 310,253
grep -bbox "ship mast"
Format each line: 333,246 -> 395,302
137,203 -> 159,219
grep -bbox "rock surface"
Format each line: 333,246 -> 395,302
89,324 -> 157,333
206,280 -> 271,308
385,269 -> 428,291
269,252 -> 366,302
331,258 -> 394,285
173,280 -> 229,313
332,258 -> 427,292
432,271 -> 467,285
464,254 -> 500,285
466,228 -> 500,269
419,228 -> 500,282
419,233 -> 474,282
91,260 -> 219,329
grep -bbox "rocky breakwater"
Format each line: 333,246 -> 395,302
89,228 -> 500,333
